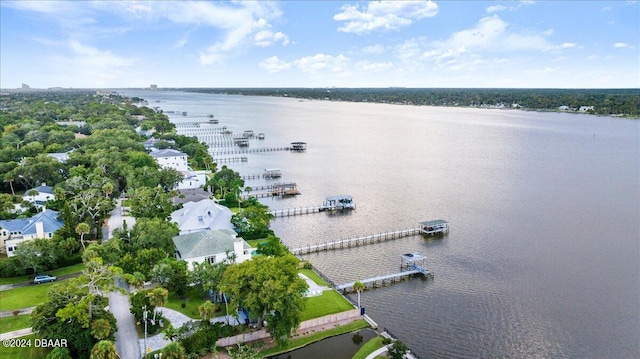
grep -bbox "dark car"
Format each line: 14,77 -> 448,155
33,275 -> 57,284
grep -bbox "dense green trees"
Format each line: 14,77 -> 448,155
191,87 -> 640,116
231,198 -> 274,239
31,277 -> 117,359
221,255 -> 307,346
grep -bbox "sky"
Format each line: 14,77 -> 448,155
1,0 -> 638,89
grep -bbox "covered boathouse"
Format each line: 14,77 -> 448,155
419,219 -> 449,235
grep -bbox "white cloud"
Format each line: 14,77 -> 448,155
52,40 -> 136,87
295,54 -> 350,74
355,61 -> 393,72
258,53 -> 351,75
252,18 -> 290,47
362,44 -> 386,54
547,42 -> 578,52
486,5 -> 507,13
259,56 -> 291,73
613,42 -> 631,48
334,0 -> 438,34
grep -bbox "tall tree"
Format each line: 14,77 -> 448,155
128,186 -> 174,220
221,256 -> 307,346
76,222 -> 91,251
147,287 -> 169,322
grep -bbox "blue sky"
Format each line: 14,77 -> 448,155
1,1 -> 638,88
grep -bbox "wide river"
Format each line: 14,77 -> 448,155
122,90 -> 639,359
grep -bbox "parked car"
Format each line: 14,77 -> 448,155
33,275 -> 57,284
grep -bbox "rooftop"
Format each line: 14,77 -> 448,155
150,149 -> 187,158
173,229 -> 249,260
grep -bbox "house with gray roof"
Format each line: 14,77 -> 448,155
171,199 -> 233,235
150,149 -> 189,172
172,229 -> 253,269
0,209 -> 63,257
22,184 -> 55,209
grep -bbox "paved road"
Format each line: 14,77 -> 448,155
103,198 -> 136,241
109,290 -> 141,359
0,306 -> 36,319
0,272 -> 83,292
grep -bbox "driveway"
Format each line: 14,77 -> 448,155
103,198 -> 136,241
109,287 -> 141,359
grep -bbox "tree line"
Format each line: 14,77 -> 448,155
183,87 -> 640,117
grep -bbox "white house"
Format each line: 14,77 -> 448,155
172,229 -> 253,269
150,149 -> 189,172
22,184 -> 55,209
171,199 -> 234,235
176,171 -> 208,190
0,209 -> 63,257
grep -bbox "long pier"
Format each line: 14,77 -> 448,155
209,147 -> 292,156
336,265 -> 432,294
213,156 -> 248,163
290,227 -> 421,255
269,206 -> 323,217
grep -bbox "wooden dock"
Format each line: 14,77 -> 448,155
336,267 -> 431,293
269,206 -> 323,217
212,156 -> 248,163
290,227 -> 421,255
337,252 -> 433,293
242,183 -> 300,198
209,147 -> 292,156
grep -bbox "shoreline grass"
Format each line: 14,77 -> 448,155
298,268 -> 329,286
352,336 -> 386,359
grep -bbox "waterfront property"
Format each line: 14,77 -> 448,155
172,229 -> 253,269
320,195 -> 355,211
170,198 -> 234,235
419,219 -> 449,235
150,148 -> 189,172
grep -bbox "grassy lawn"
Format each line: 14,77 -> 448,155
299,268 -> 329,286
0,263 -> 85,286
301,290 -> 355,321
259,319 -> 370,357
352,336 -> 386,359
0,314 -> 31,333
164,287 -> 204,319
0,334 -> 51,359
245,238 -> 268,248
0,281 -> 58,311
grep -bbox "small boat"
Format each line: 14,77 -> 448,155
257,133 -> 265,139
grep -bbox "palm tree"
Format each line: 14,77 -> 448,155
162,323 -> 179,342
89,340 -> 120,359
198,300 -> 217,322
147,287 -> 169,323
353,281 -> 365,308
76,222 -> 91,251
90,318 -> 112,340
163,342 -> 186,359
27,189 -> 39,206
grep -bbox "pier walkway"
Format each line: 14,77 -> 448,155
290,227 -> 421,255
209,147 -> 292,156
336,265 -> 431,293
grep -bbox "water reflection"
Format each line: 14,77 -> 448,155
268,329 -> 377,359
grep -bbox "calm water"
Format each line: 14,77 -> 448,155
122,90 -> 640,359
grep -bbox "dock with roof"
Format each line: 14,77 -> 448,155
336,253 -> 433,293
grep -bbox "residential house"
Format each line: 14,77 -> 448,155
171,199 -> 233,235
172,229 -> 253,269
0,209 -> 63,257
172,188 -> 212,206
22,184 -> 55,209
150,149 -> 189,173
